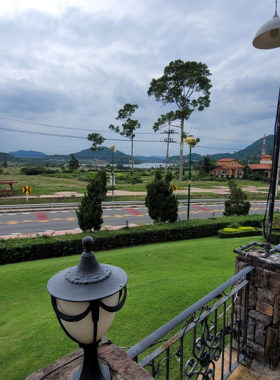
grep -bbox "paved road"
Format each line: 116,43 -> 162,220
0,201 -> 278,238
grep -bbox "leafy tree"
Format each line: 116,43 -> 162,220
109,103 -> 141,173
148,60 -> 212,182
145,171 -> 178,223
198,156 -> 215,177
68,154 -> 79,171
223,179 -> 251,216
87,133 -> 106,170
76,174 -> 104,231
1,161 -> 8,168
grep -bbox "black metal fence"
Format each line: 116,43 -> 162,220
127,266 -> 254,380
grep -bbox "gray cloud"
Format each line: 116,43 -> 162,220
0,0 -> 279,156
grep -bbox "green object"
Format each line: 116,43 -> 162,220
187,146 -> 192,220
145,171 -> 178,223
109,103 -> 141,173
1,235 -> 253,380
218,227 -> 262,238
76,174 -> 103,231
87,133 -> 105,170
68,154 -> 79,171
223,179 -> 251,216
148,60 -> 212,182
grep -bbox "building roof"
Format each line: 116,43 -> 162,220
215,163 -> 243,169
248,164 -> 271,170
261,154 -> 272,159
217,158 -> 238,162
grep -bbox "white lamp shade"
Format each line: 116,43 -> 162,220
56,292 -> 119,344
253,14 -> 280,49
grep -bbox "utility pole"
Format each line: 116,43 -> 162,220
161,122 -> 177,175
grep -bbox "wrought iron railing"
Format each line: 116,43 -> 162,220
127,266 -> 254,380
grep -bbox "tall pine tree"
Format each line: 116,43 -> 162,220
145,171 -> 178,223
76,174 -> 103,231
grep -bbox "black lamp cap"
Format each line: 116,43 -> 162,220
47,236 -> 128,302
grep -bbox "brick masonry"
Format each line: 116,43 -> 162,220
25,338 -> 153,380
235,250 -> 280,370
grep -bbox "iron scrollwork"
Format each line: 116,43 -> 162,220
185,317 -> 225,379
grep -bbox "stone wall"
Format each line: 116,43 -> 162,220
25,338 -> 153,380
235,251 -> 280,370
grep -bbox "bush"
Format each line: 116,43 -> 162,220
224,179 -> 251,216
145,171 -> 178,223
218,226 -> 262,238
20,166 -> 47,175
76,174 -> 103,231
0,214 -> 264,265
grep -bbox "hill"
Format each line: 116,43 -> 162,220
4,135 -> 274,165
9,150 -> 48,159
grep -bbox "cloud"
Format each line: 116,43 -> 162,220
0,0 -> 279,157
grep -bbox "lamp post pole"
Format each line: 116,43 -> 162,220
253,0 -> 280,255
184,135 -> 200,220
187,145 -> 192,220
110,146 -> 116,200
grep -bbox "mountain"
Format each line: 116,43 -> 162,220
4,135 -> 274,165
168,135 -> 273,164
9,150 -> 48,159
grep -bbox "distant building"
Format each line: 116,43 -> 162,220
245,154 -> 272,178
211,158 -> 244,178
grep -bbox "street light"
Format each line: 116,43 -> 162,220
184,136 -> 200,220
47,236 -> 128,380
110,145 -> 116,199
253,0 -> 280,256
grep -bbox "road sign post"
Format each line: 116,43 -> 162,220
22,186 -> 31,202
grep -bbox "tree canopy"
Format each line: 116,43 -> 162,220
87,133 -> 106,169
109,103 -> 141,172
148,60 -> 212,181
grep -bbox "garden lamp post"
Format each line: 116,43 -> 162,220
109,145 -> 116,199
184,136 -> 200,220
47,236 -> 128,380
253,0 -> 280,255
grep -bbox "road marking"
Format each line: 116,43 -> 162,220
192,205 -> 212,212
125,208 -> 142,215
36,212 -> 48,221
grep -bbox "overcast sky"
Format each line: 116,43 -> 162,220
0,0 -> 280,158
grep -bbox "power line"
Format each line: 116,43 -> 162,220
0,115 -> 156,134
0,127 -> 161,142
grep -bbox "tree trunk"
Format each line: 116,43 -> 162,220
131,137 -> 134,173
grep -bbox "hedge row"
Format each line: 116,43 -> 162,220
218,228 -> 263,239
0,215 -> 264,265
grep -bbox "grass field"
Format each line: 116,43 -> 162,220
0,235 -> 264,380
0,167 -> 270,203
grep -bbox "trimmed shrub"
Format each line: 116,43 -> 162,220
0,215 -> 264,265
218,226 -> 263,239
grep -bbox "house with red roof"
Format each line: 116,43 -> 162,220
211,158 -> 244,178
245,154 -> 272,178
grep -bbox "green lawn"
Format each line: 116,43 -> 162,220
0,167 -> 270,199
0,235 -> 263,380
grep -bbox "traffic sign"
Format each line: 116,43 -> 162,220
172,185 -> 177,191
23,186 -> 31,194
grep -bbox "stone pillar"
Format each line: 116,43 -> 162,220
25,338 -> 153,380
235,250 -> 280,370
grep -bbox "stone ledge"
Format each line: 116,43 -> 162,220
25,338 -> 153,380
